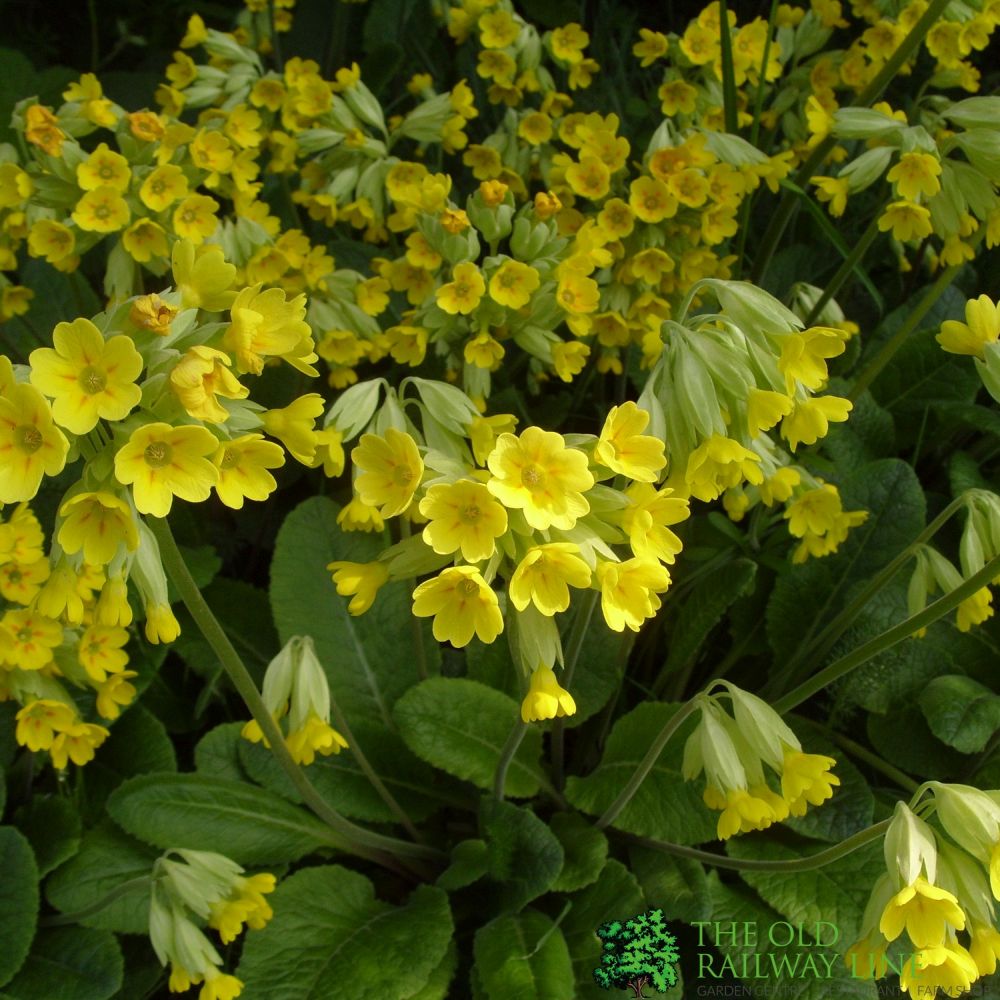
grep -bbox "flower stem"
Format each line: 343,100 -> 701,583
494,718 -> 528,801
622,818 -> 890,872
595,699 -> 700,830
804,211 -> 882,327
823,728 -> 920,793
147,516 -> 444,872
774,551 -> 1000,714
42,876 -> 151,927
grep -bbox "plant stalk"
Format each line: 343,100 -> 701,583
804,211 -> 882,326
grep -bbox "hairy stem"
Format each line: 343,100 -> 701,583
148,516 -> 444,872
41,876 -> 152,927
494,718 -> 528,801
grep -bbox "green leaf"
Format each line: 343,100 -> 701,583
13,796 -> 80,877
550,813 -> 608,893
107,773 -> 342,864
560,860 -> 645,999
407,942 -> 457,1000
919,675 -> 1000,753
2,928 -> 122,1000
706,875 -> 877,999
726,836 -> 884,951
867,704 -> 965,780
194,722 -> 250,782
560,597 -> 629,728
393,678 -> 545,798
661,558 -> 756,680
480,798 -> 564,911
270,497 -> 439,731
0,827 -> 39,988
473,911 -> 575,1000
236,865 -> 453,1000
239,720 -> 448,824
436,839 -> 489,891
46,821 -> 156,935
629,847 -> 710,924
767,458 -> 925,665
565,702 -> 717,844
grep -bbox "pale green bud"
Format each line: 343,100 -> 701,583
407,378 -> 480,435
514,603 -> 564,673
396,94 -> 453,143
702,279 -> 802,335
838,147 -> 893,193
884,801 -> 938,887
325,378 -> 385,440
976,342 -> 1000,407
931,782 -> 1000,866
832,108 -> 907,140
944,97 -> 1000,131
342,81 -> 386,134
937,842 -> 996,928
723,682 -> 801,770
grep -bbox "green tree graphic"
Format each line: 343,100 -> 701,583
593,909 -> 680,998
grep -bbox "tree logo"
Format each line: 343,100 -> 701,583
592,908 -> 680,998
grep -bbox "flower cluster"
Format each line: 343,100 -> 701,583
848,784 -> 1000,999
681,682 -> 840,839
150,848 -> 276,1000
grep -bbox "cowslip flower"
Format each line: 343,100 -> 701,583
412,566 -> 502,647
77,143 -> 131,192
489,260 -> 540,310
77,624 -> 130,682
594,401 -> 666,483
72,187 -> 130,233
937,295 -> 1000,360
508,543 -> 592,615
352,428 -> 424,518
212,435 -> 285,510
170,347 -> 248,423
486,427 -> 593,531
58,491 -> 138,566
328,560 -> 390,615
171,240 -> 236,312
0,382 -> 69,504
114,423 -> 219,518
436,262 -> 486,315
878,201 -> 933,242
260,394 -> 324,466
223,285 -> 312,375
419,480 -> 507,562
684,435 -> 763,502
521,664 -> 576,723
886,152 -> 942,202
29,318 -> 143,434
780,396 -> 852,451
620,483 -> 688,564
595,557 -> 671,632
139,163 -> 189,212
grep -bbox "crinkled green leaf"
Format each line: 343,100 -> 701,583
0,827 -> 38,988
474,911 -> 574,1000
550,812 -> 608,893
3,928 -> 122,1000
919,674 -> 1000,753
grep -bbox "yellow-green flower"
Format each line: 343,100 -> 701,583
489,260 -> 540,310
595,557 -> 671,632
436,261 -> 486,315
684,435 -> 763,502
412,565 -> 503,647
0,383 -> 69,504
886,152 -> 942,202
30,318 -> 143,434
77,142 -> 131,192
880,876 -> 966,948
937,295 -> 1000,360
171,239 -> 237,312
352,428 -> 424,518
620,483 -> 688,564
508,542 -> 591,615
114,423 -> 219,518
213,435 -> 285,510
780,749 -> 840,816
878,200 -> 933,242
486,427 -> 593,531
899,944 -> 979,1000
780,396 -> 852,451
72,186 -> 130,233
328,560 -> 390,615
58,491 -> 138,566
419,480 -> 507,562
521,664 -> 576,723
223,284 -> 312,375
594,401 -> 666,483
170,346 -> 248,423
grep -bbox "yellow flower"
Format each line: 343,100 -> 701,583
811,176 -> 850,218
171,240 -> 236,312
887,152 -> 942,202
328,560 -> 390,615
465,332 -> 505,370
1,608 -> 63,670
777,326 -> 847,392
78,624 -> 130,682
0,502 -> 45,564
114,423 -> 219,518
58,491 -> 138,566
436,262 -> 486,315
170,346 -> 248,423
596,557 -> 671,632
77,142 -> 131,192
780,396 -> 852,451
878,200 -> 933,242
0,163 -> 32,207
970,924 -> 1000,977
634,27 -> 669,66
685,435 -> 763,502
24,105 -> 65,156
130,293 -> 179,335
486,427 -> 593,531
658,79 -> 698,116
594,401 -> 666,483
899,944 -> 980,1000
15,700 -> 76,752
27,219 -> 76,265
509,542 -> 591,615
0,557 -> 50,605
489,260 -> 540,310
565,156 -> 611,200
938,295 -> 1000,360
419,480 -> 507,562
144,603 -> 180,644
521,664 -> 576,723
780,749 -> 840,815
96,671 -> 137,720
122,219 -> 168,263
880,876 -> 966,948
556,271 -> 600,315
352,428 -> 424,518
29,317 -> 143,435
747,389 -> 794,437
630,176 -> 678,223
621,483 -> 689,564
957,586 -> 993,632
223,284 -> 312,375
173,194 -> 220,244
480,9 -> 520,48
72,187 -> 130,233
412,565 -> 503,647
552,341 -> 590,382
213,435 -> 285,509
551,22 -> 589,63
50,721 -> 110,769
261,394 -> 324,465
0,383 -> 69,504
